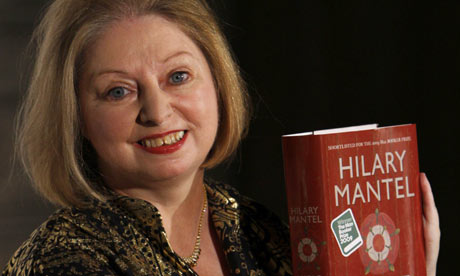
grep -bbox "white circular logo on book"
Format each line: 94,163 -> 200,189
366,224 -> 391,261
359,208 -> 400,274
298,237 -> 318,263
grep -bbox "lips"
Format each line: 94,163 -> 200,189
135,130 -> 187,154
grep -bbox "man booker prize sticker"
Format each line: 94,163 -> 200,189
330,208 -> 363,257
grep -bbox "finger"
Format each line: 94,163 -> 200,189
420,172 -> 440,276
420,172 -> 439,225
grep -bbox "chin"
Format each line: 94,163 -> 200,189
139,159 -> 203,183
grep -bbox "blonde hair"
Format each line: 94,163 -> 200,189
17,0 -> 249,207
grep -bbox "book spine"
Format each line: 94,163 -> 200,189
283,135 -> 330,276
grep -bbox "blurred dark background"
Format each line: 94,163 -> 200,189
1,0 -> 458,274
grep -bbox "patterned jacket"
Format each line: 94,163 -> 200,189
2,180 -> 292,275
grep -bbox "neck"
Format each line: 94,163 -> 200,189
106,169 -> 206,234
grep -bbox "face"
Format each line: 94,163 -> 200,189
79,15 -> 219,188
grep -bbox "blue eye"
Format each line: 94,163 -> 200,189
107,87 -> 128,99
169,71 -> 189,85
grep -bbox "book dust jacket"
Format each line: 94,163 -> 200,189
282,124 -> 426,276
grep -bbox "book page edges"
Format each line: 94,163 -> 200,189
282,124 -> 378,137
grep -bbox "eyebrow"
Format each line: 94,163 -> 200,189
161,50 -> 194,63
91,51 -> 195,80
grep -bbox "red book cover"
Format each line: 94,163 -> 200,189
282,124 -> 426,276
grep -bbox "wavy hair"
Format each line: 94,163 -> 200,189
17,0 -> 249,207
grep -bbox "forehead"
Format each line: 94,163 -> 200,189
84,15 -> 205,72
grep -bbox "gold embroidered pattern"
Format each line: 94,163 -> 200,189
2,180 -> 292,275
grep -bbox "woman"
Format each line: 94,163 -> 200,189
2,0 -> 439,275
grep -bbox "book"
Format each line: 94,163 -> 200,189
282,124 -> 426,276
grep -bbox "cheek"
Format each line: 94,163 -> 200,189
82,104 -> 137,144
190,86 -> 219,130
206,89 -> 219,131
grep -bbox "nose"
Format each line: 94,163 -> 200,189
137,82 -> 173,126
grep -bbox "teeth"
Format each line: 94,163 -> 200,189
140,131 -> 185,148
154,138 -> 164,147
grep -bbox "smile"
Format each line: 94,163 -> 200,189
139,130 -> 185,148
136,130 -> 187,154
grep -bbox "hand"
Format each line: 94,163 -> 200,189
420,173 -> 440,276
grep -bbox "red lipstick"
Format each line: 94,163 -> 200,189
135,130 -> 187,154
